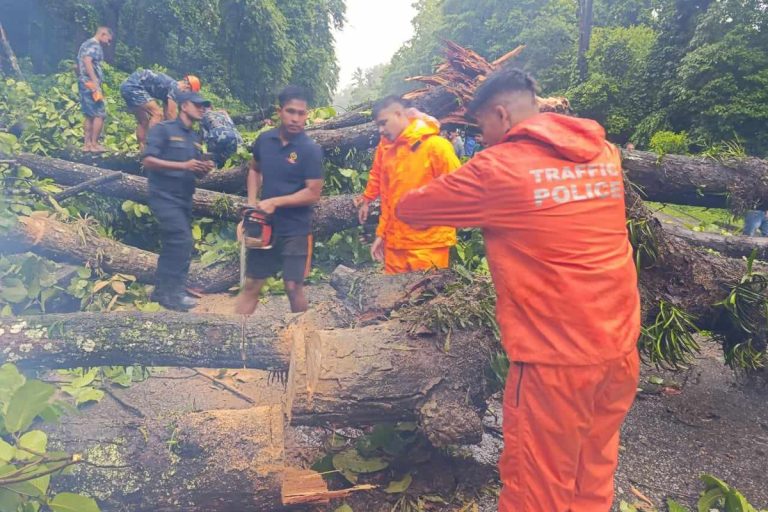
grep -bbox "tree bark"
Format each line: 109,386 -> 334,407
51,404 -> 288,511
0,21 -> 23,79
1,268 -> 495,446
0,215 -> 239,293
0,311 -> 292,370
16,153 -> 368,236
577,0 -> 594,82
622,149 -> 768,210
656,215 -> 768,260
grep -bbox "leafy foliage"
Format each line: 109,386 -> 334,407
716,252 -> 768,370
649,131 -> 691,156
380,0 -> 768,155
622,473 -> 767,511
0,363 -> 102,512
639,301 -> 702,370
0,0 -> 344,109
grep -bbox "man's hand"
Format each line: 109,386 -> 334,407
236,220 -> 244,241
371,236 -> 385,262
355,196 -> 370,224
257,197 -> 279,214
183,159 -> 214,175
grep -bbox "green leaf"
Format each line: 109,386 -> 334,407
48,492 -> 101,512
1,278 -> 28,303
724,491 -> 751,512
648,376 -> 664,385
73,387 -> 104,406
16,166 -> 33,179
0,438 -> 16,462
334,505 -> 353,512
28,473 -> 50,496
4,380 -> 55,433
76,267 -> 91,279
698,488 -> 723,512
667,498 -> 690,512
700,474 -> 731,493
0,364 -> 26,403
70,368 -> 98,388
192,224 -> 202,241
4,480 -> 42,498
332,448 -> 388,474
619,502 -> 639,512
383,473 -> 412,494
16,430 -> 48,460
0,488 -> 23,511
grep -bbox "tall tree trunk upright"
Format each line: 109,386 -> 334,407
577,0 -> 594,82
0,20 -> 23,79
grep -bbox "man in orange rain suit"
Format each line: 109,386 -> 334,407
397,67 -> 641,512
356,96 -> 461,274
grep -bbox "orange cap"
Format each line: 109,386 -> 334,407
185,75 -> 201,92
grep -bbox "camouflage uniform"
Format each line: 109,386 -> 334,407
76,38 -> 105,118
201,110 -> 243,167
120,69 -> 180,108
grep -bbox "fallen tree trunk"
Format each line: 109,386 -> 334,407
45,151 -> 249,194
0,311 -> 293,369
0,214 -> 238,292
622,149 -> 768,210
16,153 -> 369,236
2,268 -> 494,445
655,213 -> 768,260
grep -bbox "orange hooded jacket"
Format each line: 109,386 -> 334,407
363,117 -> 460,250
397,113 -> 640,366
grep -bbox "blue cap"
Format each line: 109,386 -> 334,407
176,91 -> 211,107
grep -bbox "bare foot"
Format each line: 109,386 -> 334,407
82,144 -> 93,152
90,144 -> 108,153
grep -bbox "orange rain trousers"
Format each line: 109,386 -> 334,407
384,246 -> 450,275
499,350 -> 639,512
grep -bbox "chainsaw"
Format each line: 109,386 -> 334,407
239,207 -> 274,287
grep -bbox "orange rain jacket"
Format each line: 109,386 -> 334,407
363,117 -> 460,250
397,113 -> 640,366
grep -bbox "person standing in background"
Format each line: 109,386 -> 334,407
76,26 -> 112,152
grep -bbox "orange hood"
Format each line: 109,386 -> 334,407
504,113 -> 606,163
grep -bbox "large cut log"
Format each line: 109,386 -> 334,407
287,314 -> 491,447
15,153 -> 368,236
0,311 -> 293,369
52,404 -> 287,512
1,269 -> 496,445
0,215 -> 238,292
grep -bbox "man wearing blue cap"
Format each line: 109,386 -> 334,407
142,91 -> 215,311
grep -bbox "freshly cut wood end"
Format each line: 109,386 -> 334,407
281,467 -> 375,505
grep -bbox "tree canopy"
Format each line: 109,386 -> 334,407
379,0 -> 768,155
0,0 -> 345,109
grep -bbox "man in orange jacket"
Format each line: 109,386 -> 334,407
356,96 -> 460,274
397,67 -> 641,511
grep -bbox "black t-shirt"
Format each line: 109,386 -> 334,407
143,118 -> 202,199
251,128 -> 324,236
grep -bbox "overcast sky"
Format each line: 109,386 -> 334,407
334,0 -> 417,89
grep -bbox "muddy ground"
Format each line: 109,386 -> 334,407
49,289 -> 767,511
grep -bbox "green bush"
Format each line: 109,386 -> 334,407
649,130 -> 690,156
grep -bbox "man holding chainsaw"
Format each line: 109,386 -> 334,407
234,85 -> 324,314
76,26 -> 112,152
